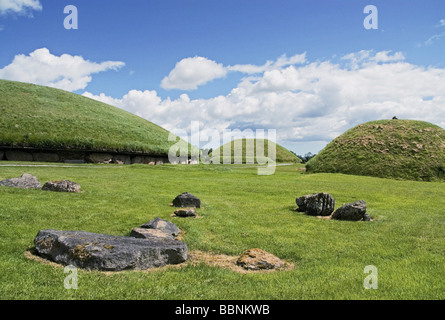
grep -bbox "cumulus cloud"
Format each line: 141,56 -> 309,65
341,50 -> 405,69
84,51 -> 445,153
161,56 -> 227,90
0,0 -> 42,15
0,48 -> 125,91
161,53 -> 307,90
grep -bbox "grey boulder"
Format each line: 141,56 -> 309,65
172,192 -> 201,208
34,229 -> 188,271
296,192 -> 335,216
0,173 -> 42,189
332,200 -> 367,221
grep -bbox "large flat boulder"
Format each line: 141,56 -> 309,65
34,229 -> 188,271
42,180 -> 81,193
0,173 -> 42,189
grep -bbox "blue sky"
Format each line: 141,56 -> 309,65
1,0 -> 445,154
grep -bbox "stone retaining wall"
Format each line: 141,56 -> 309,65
0,148 -> 170,165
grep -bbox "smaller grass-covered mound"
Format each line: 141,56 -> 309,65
210,139 -> 301,164
306,119 -> 445,181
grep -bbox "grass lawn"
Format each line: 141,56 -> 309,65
0,162 -> 444,300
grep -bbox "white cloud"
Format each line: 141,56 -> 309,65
0,0 -> 41,15
160,53 -> 307,90
161,56 -> 227,90
0,48 -> 125,91
341,50 -> 405,69
372,50 -> 405,63
84,51 -> 445,153
228,53 -> 306,74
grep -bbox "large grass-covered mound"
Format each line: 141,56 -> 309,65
211,139 -> 301,164
306,119 -> 445,181
0,79 -> 177,155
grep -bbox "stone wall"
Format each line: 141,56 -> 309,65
0,148 -> 170,165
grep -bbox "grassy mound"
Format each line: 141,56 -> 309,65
0,79 -> 179,155
210,138 -> 301,164
306,119 -> 445,181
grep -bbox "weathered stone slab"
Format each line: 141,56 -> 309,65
296,192 -> 335,216
32,153 -> 60,162
5,150 -> 33,162
42,180 -> 81,193
63,159 -> 85,164
131,156 -> 146,164
86,153 -> 113,163
60,152 -> 86,163
174,208 -> 197,217
236,248 -> 285,271
140,217 -> 180,237
130,227 -> 173,240
34,229 -> 188,271
112,154 -> 131,164
0,173 -> 42,189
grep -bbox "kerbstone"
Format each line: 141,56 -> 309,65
34,229 -> 188,271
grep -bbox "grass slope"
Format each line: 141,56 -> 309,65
0,162 -> 444,299
211,139 -> 301,164
0,79 -> 178,154
307,119 -> 445,181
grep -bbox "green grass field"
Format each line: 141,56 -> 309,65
0,162 -> 443,300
